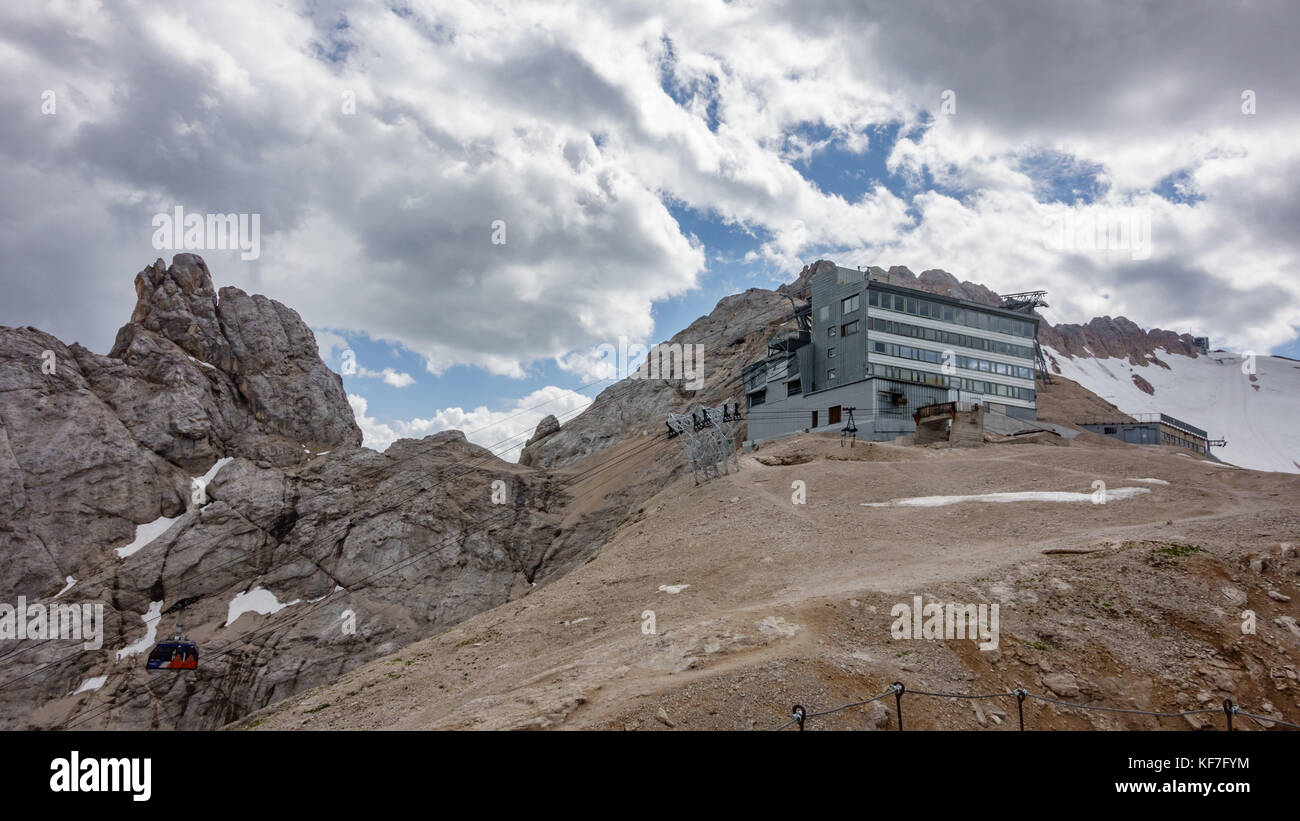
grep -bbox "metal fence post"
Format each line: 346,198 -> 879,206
892,682 -> 905,731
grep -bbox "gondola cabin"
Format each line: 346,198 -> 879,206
146,640 -> 198,670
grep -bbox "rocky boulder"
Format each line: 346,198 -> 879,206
518,415 -> 561,467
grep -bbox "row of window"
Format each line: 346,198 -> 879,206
1161,431 -> 1207,454
871,341 -> 1035,381
870,364 -> 1037,402
873,364 -> 950,389
869,317 -> 1035,360
868,289 -> 1035,338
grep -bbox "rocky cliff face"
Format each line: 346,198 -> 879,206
0,255 -> 593,730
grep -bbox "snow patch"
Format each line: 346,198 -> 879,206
72,675 -> 107,695
862,488 -> 1151,507
225,587 -> 301,627
1126,477 -> 1170,485
1045,347 -> 1300,474
658,584 -> 690,594
186,355 -> 217,371
196,456 -> 233,486
116,516 -> 182,558
115,601 -> 163,660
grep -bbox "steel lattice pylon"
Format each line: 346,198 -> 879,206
665,402 -> 743,484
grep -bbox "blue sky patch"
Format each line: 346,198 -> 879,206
1018,149 -> 1109,205
1154,168 -> 1206,205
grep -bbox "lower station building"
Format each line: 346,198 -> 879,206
1077,413 -> 1213,456
743,263 -> 1046,443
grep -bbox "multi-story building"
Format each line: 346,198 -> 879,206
743,264 -> 1043,443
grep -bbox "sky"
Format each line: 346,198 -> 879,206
2,0 -> 1298,459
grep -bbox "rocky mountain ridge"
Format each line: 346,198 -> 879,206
0,255 -> 644,729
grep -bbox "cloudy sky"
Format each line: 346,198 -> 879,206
2,0 -> 1298,458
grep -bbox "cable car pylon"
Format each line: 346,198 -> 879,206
666,401 -> 743,484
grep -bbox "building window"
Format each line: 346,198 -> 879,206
828,326 -> 837,338
868,291 -> 879,307
827,347 -> 837,358
841,320 -> 859,336
827,368 -> 837,380
842,294 -> 860,314
787,379 -> 801,395
748,389 -> 766,407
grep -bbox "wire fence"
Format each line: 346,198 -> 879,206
769,682 -> 1300,732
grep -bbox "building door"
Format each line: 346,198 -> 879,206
811,410 -> 818,429
829,405 -> 841,425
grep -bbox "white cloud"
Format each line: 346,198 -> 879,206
0,0 -> 1297,366
357,366 -> 416,388
348,385 -> 593,462
314,330 -> 350,363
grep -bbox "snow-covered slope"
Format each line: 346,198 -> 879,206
1044,348 -> 1300,474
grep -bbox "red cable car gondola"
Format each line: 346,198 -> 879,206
146,596 -> 201,671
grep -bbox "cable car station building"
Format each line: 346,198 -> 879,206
742,264 -> 1044,443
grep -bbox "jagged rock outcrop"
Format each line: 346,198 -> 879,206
98,255 -> 361,469
862,265 -> 1003,307
518,415 -> 561,467
0,255 -> 592,730
1039,316 -> 1200,367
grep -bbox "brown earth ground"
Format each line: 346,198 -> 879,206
236,418 -> 1300,731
